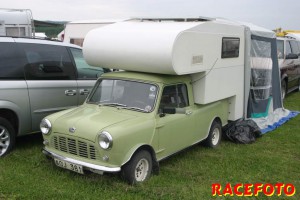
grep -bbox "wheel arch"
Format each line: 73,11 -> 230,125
204,116 -> 222,139
0,109 -> 19,136
122,144 -> 159,174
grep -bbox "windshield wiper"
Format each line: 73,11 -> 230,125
98,102 -> 127,107
121,106 -> 149,112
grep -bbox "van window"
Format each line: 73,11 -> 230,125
0,42 -> 24,79
160,84 -> 189,110
276,40 -> 284,59
20,43 -> 76,80
290,40 -> 300,55
70,48 -> 106,79
286,41 -> 292,55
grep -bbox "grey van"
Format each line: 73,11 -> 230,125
0,37 -> 110,156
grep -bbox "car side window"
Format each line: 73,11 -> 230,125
159,84 -> 189,111
285,41 -> 292,56
20,43 -> 76,80
290,40 -> 300,55
70,48 -> 107,79
0,42 -> 25,79
276,40 -> 284,59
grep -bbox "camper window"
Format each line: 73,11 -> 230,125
221,37 -> 240,58
6,27 -> 26,37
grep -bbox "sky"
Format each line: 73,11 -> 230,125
2,0 -> 299,30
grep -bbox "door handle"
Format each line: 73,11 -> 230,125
65,90 -> 77,96
79,89 -> 90,95
186,110 -> 192,115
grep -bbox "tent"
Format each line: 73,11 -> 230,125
238,20 -> 299,133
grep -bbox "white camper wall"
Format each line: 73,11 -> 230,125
188,21 -> 245,121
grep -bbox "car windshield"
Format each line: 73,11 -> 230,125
87,79 -> 158,112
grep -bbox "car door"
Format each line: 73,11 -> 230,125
69,47 -> 108,104
285,40 -> 298,89
289,40 -> 300,89
155,84 -> 196,158
20,42 -> 78,132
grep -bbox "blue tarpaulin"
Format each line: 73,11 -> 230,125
261,111 -> 300,134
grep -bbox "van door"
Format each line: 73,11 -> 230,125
19,43 -> 78,132
155,84 -> 196,158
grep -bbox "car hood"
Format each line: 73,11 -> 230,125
52,105 -> 138,142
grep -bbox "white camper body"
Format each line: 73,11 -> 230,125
63,19 -> 127,46
83,18 -> 281,125
0,8 -> 33,37
84,19 -> 246,120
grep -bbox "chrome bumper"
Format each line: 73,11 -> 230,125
42,148 -> 121,173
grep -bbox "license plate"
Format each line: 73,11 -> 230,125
54,158 -> 84,174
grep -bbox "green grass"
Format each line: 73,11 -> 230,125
1,92 -> 300,200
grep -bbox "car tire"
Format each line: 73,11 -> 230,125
203,120 -> 222,148
121,150 -> 152,184
0,117 -> 16,157
281,80 -> 287,99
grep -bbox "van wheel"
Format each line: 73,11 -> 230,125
204,120 -> 222,148
122,150 -> 152,184
281,80 -> 287,99
298,79 -> 300,91
0,117 -> 16,157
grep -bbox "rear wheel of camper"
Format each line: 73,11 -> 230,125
203,120 -> 222,148
121,150 -> 152,185
0,117 -> 16,157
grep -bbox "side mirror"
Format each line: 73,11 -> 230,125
159,107 -> 186,117
286,53 -> 298,59
162,107 -> 176,114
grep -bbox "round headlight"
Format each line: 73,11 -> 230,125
40,119 -> 52,135
99,131 -> 113,150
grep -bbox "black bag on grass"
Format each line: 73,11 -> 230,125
224,119 -> 262,144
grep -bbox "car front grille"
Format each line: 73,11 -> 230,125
52,136 -> 97,160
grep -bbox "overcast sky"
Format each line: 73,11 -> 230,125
2,0 -> 299,30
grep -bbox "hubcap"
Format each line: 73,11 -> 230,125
211,128 -> 220,146
0,126 -> 10,156
135,158 -> 149,182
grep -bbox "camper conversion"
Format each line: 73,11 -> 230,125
0,8 -> 34,37
41,18 -> 286,184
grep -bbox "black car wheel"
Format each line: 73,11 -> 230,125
122,150 -> 152,184
281,80 -> 287,99
203,120 -> 222,148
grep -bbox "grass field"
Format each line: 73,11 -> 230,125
0,92 -> 299,200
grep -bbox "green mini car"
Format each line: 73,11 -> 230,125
41,71 -> 229,184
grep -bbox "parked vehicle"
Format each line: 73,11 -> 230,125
62,19 -> 127,46
41,18 -> 284,184
0,37 -> 110,157
0,8 -> 34,37
276,37 -> 300,99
